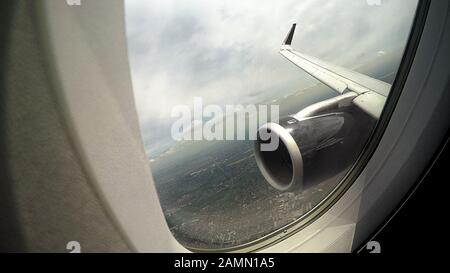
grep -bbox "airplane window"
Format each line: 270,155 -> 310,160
125,0 -> 419,250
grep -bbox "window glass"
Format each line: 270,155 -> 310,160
125,0 -> 419,249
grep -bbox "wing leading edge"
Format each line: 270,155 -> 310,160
280,24 -> 391,119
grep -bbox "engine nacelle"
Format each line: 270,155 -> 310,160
255,105 -> 374,192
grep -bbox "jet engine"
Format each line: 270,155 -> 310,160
254,93 -> 375,192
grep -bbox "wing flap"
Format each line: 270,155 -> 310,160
353,91 -> 386,119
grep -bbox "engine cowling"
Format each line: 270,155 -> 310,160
254,105 -> 374,192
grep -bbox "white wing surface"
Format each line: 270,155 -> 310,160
280,24 -> 391,119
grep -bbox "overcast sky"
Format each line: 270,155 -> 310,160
125,0 -> 418,156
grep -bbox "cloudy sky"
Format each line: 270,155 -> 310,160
125,0 -> 418,157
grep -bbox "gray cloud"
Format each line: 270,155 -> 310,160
125,0 -> 418,156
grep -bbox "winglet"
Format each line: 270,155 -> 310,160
283,23 -> 297,46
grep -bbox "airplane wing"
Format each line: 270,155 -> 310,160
280,24 -> 391,119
